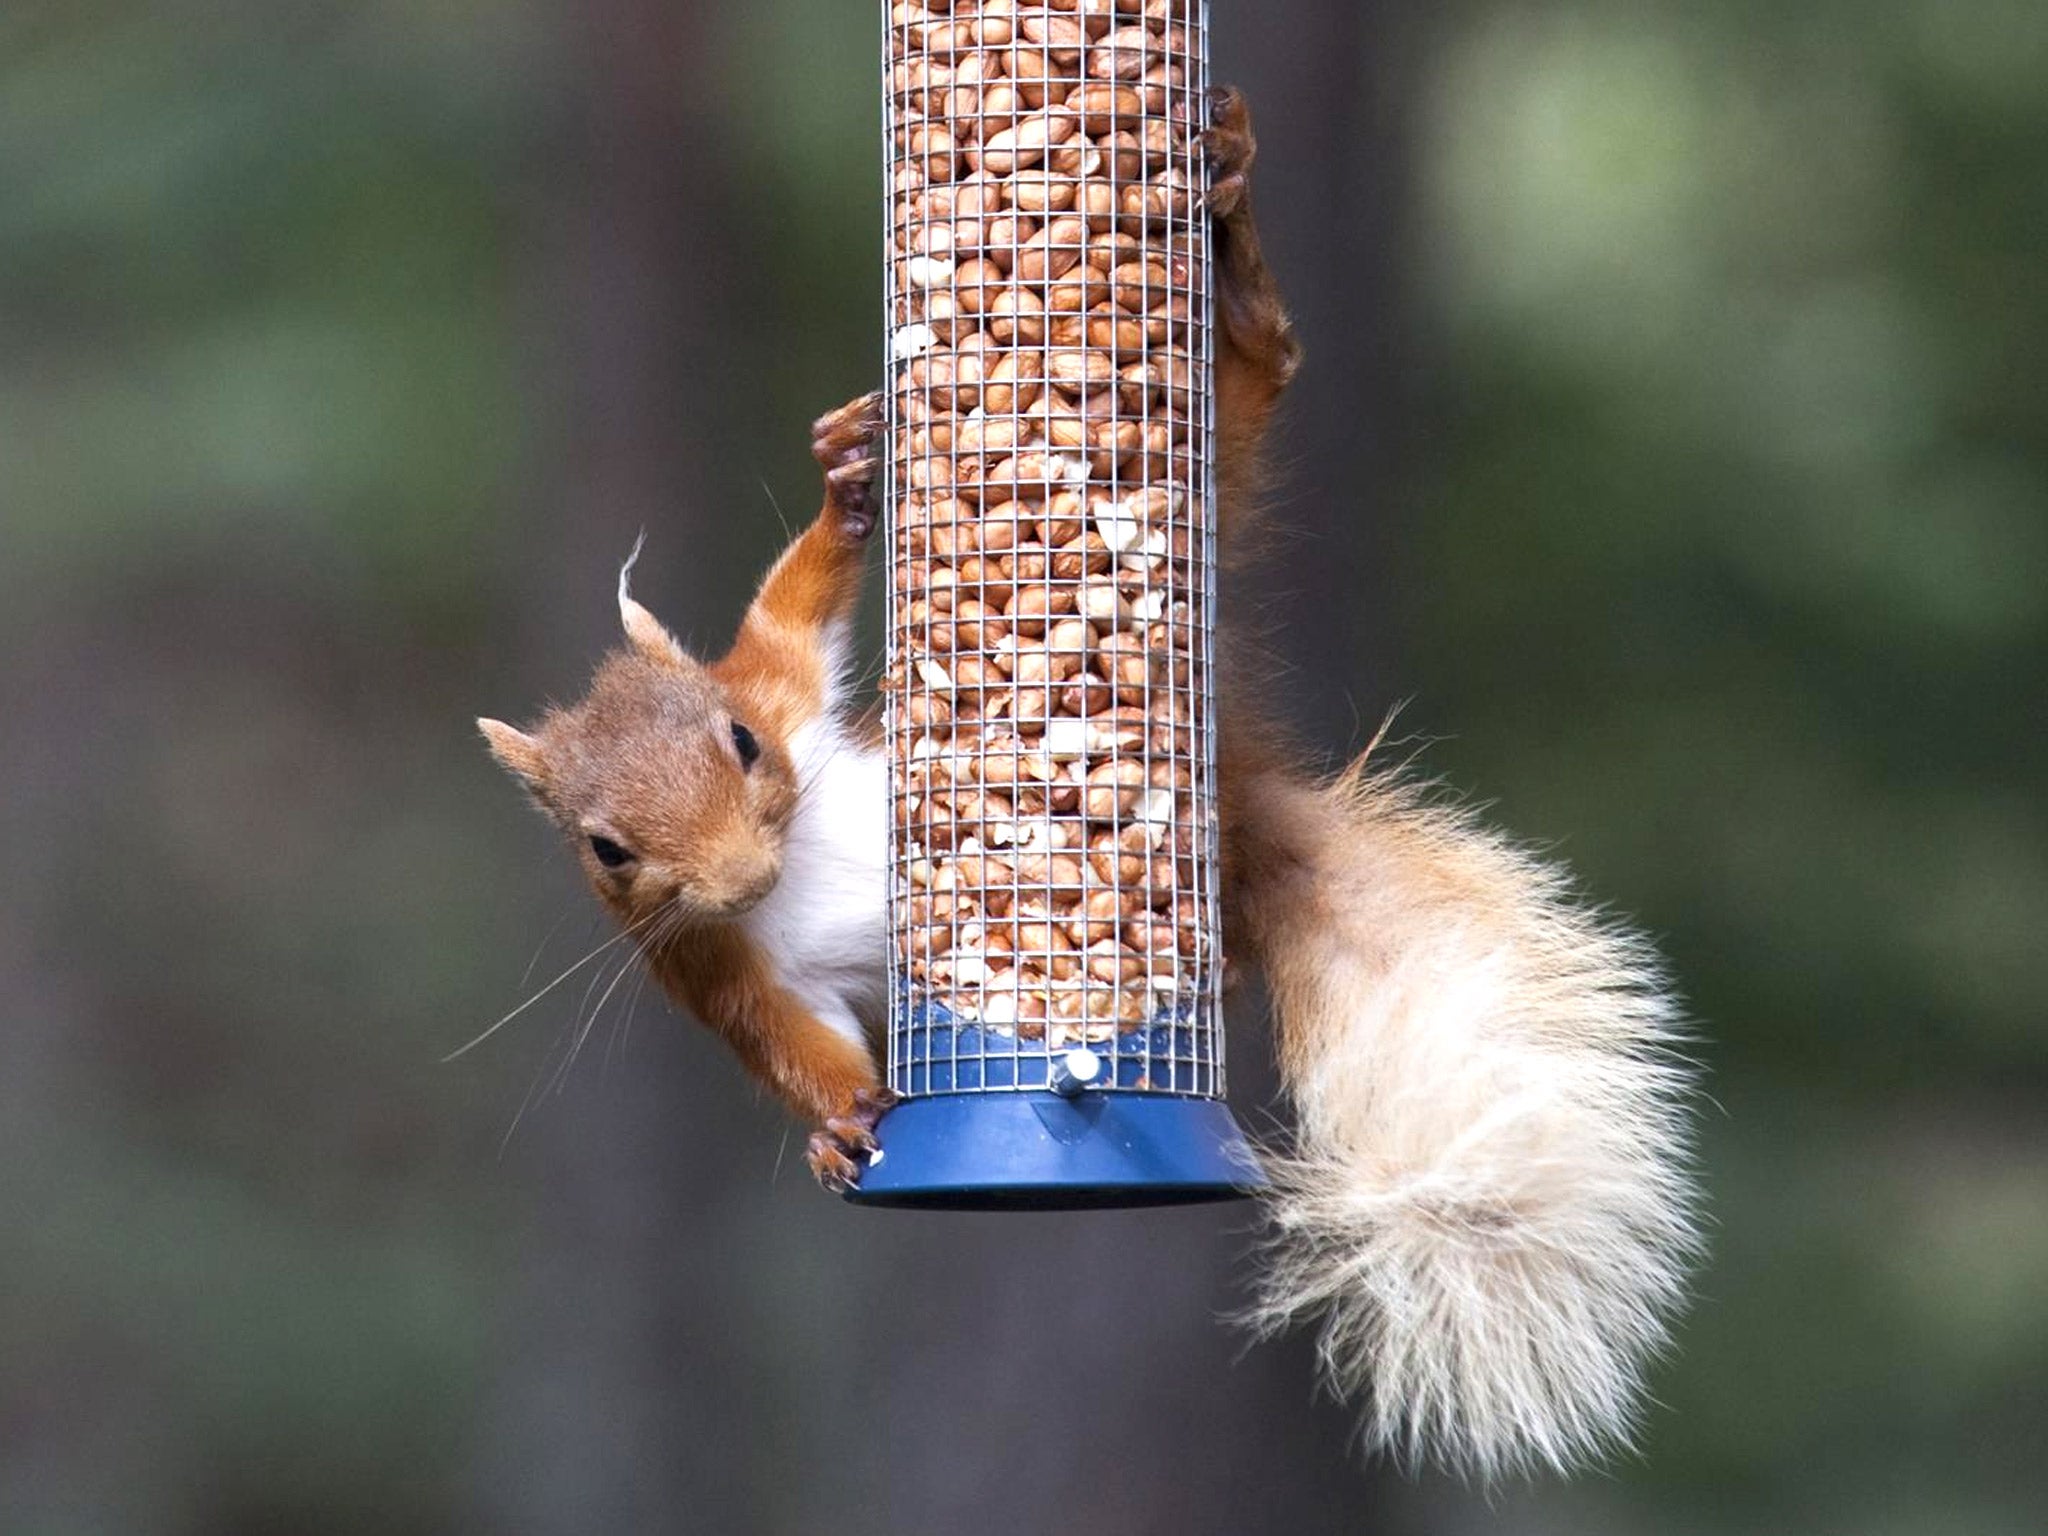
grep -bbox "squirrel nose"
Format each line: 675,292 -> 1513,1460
719,844 -> 780,912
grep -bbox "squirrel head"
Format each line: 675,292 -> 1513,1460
479,551 -> 799,926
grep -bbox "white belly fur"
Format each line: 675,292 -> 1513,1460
739,715 -> 888,1047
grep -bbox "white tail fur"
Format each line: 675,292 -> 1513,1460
1235,761 -> 1702,1480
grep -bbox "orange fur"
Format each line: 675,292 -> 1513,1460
713,512 -> 867,741
479,395 -> 887,1182
657,922 -> 880,1127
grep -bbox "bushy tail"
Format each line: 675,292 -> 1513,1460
1229,754 -> 1702,1480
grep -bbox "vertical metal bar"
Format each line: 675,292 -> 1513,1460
880,0 -> 901,1095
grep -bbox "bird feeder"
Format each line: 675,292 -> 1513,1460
852,0 -> 1259,1208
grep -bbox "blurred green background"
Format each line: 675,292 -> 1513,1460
4,1 -> 2044,1532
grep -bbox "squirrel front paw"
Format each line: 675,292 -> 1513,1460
804,1085 -> 899,1193
812,391 -> 885,543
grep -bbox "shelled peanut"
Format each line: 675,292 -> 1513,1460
884,0 -> 1217,1046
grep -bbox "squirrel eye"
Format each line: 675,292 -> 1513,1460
730,720 -> 761,769
588,835 -> 633,869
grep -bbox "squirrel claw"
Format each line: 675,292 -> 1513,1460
826,458 -> 880,542
822,1116 -> 880,1157
811,391 -> 885,472
814,392 -> 886,542
1203,85 -> 1255,216
853,1085 -> 900,1116
806,1132 -> 859,1195
804,1086 -> 900,1193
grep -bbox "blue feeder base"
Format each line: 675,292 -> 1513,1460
843,1092 -> 1263,1211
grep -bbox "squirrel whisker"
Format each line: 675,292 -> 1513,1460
547,947 -> 638,1100
563,947 -> 650,1089
448,908 -> 661,1064
603,948 -> 659,1077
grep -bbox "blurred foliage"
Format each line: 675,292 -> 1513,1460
1,1 -> 2043,1533
1405,3 -> 2048,1528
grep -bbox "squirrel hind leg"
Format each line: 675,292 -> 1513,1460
1204,86 -> 1300,563
1207,86 -> 1302,404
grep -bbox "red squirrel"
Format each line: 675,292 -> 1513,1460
480,400 -> 897,1186
480,89 -> 1699,1481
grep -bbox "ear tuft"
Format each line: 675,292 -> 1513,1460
478,717 -> 548,788
617,534 -> 687,668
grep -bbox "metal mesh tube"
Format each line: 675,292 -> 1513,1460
882,0 -> 1221,1100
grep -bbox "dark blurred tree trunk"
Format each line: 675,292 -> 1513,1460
478,3 -> 775,1530
530,0 -> 748,647
1216,0 -> 1421,752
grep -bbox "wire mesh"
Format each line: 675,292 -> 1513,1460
882,0 -> 1222,1101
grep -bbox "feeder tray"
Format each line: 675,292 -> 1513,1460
847,1004 -> 1259,1209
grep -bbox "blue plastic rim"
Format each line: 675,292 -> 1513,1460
842,1092 -> 1264,1211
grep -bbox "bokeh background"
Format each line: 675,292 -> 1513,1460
5,1 -> 2045,1531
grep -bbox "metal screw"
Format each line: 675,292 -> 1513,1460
1050,1047 -> 1105,1098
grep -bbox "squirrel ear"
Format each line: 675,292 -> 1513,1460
478,718 -> 549,789
617,534 -> 686,668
